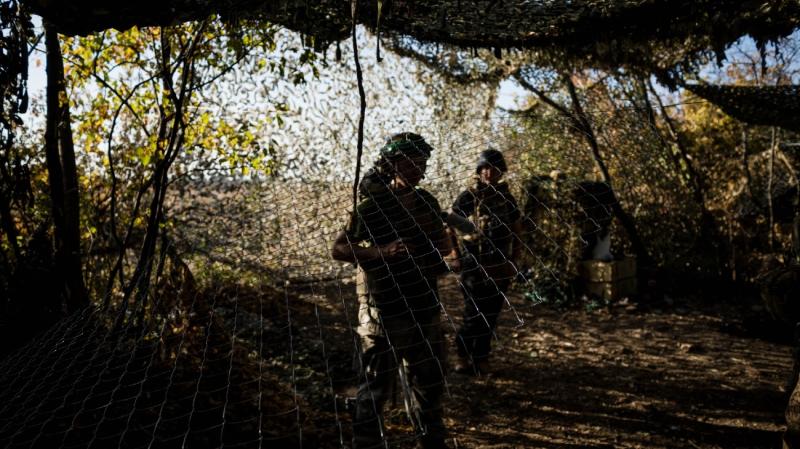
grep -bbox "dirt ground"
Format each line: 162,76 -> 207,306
0,272 -> 793,449
293,275 -> 795,449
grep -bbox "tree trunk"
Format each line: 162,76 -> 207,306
742,127 -> 753,199
769,127 -> 777,250
122,26 -> 195,319
45,22 -> 88,313
644,80 -> 723,258
562,74 -> 652,266
0,184 -> 20,261
646,80 -> 710,217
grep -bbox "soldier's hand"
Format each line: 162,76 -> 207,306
379,240 -> 410,259
443,249 -> 462,273
446,256 -> 462,274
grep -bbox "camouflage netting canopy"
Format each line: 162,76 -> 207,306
25,0 -> 800,74
686,84 -> 800,133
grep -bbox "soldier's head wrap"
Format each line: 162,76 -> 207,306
379,132 -> 433,161
476,148 -> 507,173
359,133 -> 432,199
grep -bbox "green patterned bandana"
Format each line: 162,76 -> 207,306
379,134 -> 433,161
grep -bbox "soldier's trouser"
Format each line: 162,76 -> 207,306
456,266 -> 510,363
353,272 -> 447,449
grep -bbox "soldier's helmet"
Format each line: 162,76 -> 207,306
476,148 -> 507,173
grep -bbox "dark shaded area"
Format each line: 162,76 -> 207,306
0,284 -> 341,448
0,225 -> 63,359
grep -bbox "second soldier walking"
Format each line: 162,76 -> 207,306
452,149 -> 523,375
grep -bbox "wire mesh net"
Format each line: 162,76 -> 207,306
0,111 -> 700,448
3,25 -> 796,449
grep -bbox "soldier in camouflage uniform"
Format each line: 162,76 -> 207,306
332,133 -> 457,449
452,149 -> 522,375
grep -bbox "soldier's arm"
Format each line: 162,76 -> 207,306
452,190 -> 475,218
418,191 -> 455,256
331,231 -> 408,265
433,222 -> 454,255
435,226 -> 461,270
442,225 -> 462,273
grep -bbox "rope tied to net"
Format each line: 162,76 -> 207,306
351,0 -> 367,212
